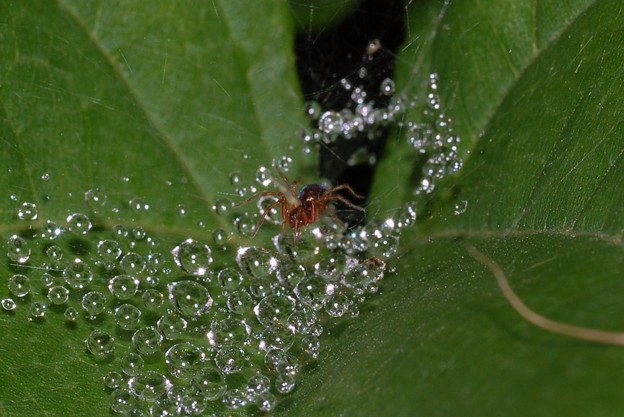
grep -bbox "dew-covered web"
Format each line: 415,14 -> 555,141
1,2 -> 466,416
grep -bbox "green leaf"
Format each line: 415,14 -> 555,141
2,0 -> 624,416
282,1 -> 624,416
0,1 -> 306,415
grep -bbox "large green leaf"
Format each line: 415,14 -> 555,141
2,1 -> 623,417
282,1 -> 624,416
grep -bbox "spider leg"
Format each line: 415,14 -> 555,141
251,198 -> 284,237
326,205 -> 346,228
328,184 -> 365,200
234,191 -> 284,208
329,194 -> 366,212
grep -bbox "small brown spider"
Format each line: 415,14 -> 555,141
236,168 -> 365,240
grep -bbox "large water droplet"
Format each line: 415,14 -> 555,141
120,252 -> 146,275
191,364 -> 226,400
82,291 -> 108,317
171,239 -> 212,276
120,352 -> 145,376
207,317 -> 250,348
157,312 -> 188,340
47,285 -> 69,305
109,388 -> 135,414
236,247 -> 279,280
97,239 -> 122,263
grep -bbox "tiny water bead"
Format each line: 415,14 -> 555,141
171,238 -> 212,276
46,244 -> 63,261
29,301 -> 48,319
17,201 -> 38,220
141,289 -> 164,310
214,344 -> 247,374
97,239 -> 122,262
157,312 -> 188,340
86,329 -> 115,358
120,252 -> 146,274
212,228 -> 228,246
217,268 -> 244,292
64,306 -> 79,321
191,364 -> 227,400
253,294 -> 295,327
6,234 -> 31,263
207,317 -> 250,347
103,371 -> 125,389
8,274 -> 31,297
109,388 -> 136,414
213,198 -> 233,215
42,220 -> 63,240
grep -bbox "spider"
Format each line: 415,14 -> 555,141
236,168 -> 365,240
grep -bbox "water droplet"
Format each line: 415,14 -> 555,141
132,227 -> 146,240
157,312 -> 188,340
168,280 -> 213,317
108,275 -> 140,300
191,364 -> 226,400
129,370 -> 171,402
1,298 -> 16,311
294,276 -> 327,311
213,198 -> 233,215
165,342 -> 205,379
318,111 -> 343,135
264,349 -> 299,376
63,259 -> 93,289
253,294 -> 295,327
236,247 -> 278,280
229,171 -> 241,186
214,344 -> 247,374
324,292 -> 351,317
82,291 -> 108,317
66,212 -> 92,235
275,373 -> 296,394
129,197 -> 150,212
41,220 -> 63,240
114,304 -> 142,330
6,235 -> 30,263
64,306 -> 79,321
85,188 -> 107,210
275,263 -> 307,287
454,199 -> 468,215
109,388 -> 135,414
97,239 -> 122,263
17,202 -> 38,220
256,391 -> 277,412
103,371 -> 124,389
120,352 -> 145,376
212,228 -> 228,246
47,285 -> 70,305
132,326 -> 163,355
207,317 -> 250,348
45,245 -> 63,262
142,289 -> 163,310
112,224 -> 128,238
257,322 -> 295,352
276,155 -> 293,172
380,78 -> 396,96
222,388 -> 247,409
171,239 -> 212,276
29,301 -> 47,319
176,204 -> 187,217
217,268 -> 244,293
86,329 -> 115,358
301,335 -> 321,359
226,290 -> 253,315
8,274 -> 31,297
